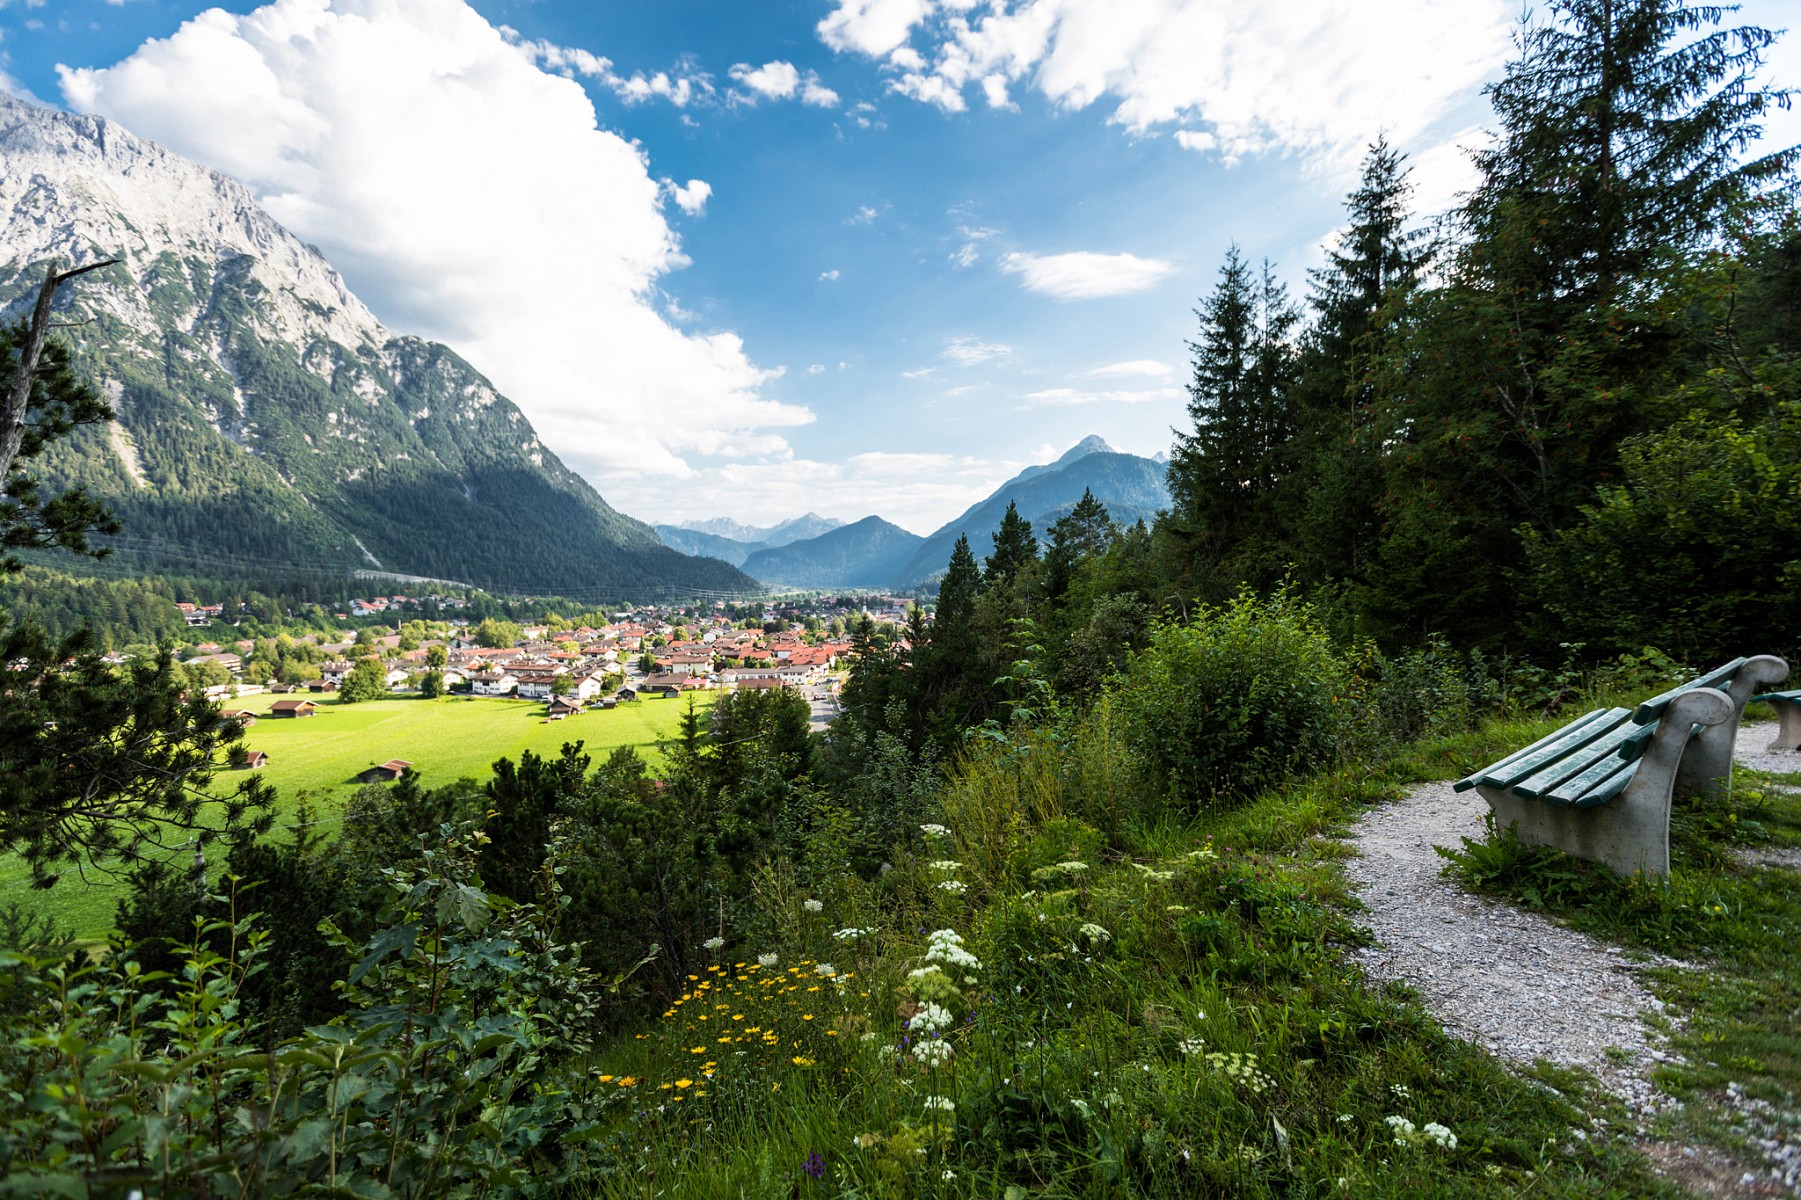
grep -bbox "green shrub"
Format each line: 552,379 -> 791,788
1113,589 -> 1349,812
0,825 -> 609,1198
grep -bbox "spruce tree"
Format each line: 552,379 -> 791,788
1042,489 -> 1115,602
1291,138 -> 1426,585
983,501 -> 1039,586
1165,247 -> 1299,592
1361,0 -> 1795,645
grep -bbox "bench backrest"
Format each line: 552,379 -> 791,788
1632,658 -> 1746,724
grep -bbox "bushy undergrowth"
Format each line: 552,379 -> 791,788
1113,590 -> 1349,813
0,826 -> 610,1197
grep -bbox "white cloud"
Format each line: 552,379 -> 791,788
806,363 -> 826,375
62,0 -> 809,491
1019,386 -> 1181,408
729,59 -> 840,107
506,33 -> 713,108
900,366 -> 938,380
818,0 -> 934,58
816,0 -> 1514,166
998,250 -> 1176,299
818,268 -> 841,281
943,336 -> 1010,366
848,204 -> 880,224
1084,359 -> 1172,379
664,178 -> 712,215
949,242 -> 979,268
1173,129 -> 1216,154
1406,125 -> 1489,222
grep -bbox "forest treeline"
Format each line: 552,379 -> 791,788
834,2 -> 1800,771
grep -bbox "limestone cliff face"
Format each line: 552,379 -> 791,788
0,95 -> 754,596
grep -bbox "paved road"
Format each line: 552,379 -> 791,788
807,686 -> 840,731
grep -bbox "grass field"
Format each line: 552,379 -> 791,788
4,690 -> 714,939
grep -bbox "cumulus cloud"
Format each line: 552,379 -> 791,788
815,0 -> 1513,166
61,0 -> 809,492
664,178 -> 712,215
818,0 -> 935,58
1019,386 -> 1181,408
942,336 -> 1010,366
728,59 -> 840,107
818,268 -> 841,281
806,363 -> 826,375
848,204 -> 880,224
506,33 -> 714,107
998,250 -> 1176,299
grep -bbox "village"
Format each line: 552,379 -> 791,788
159,593 -> 921,780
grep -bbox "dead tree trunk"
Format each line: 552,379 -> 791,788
0,258 -> 120,483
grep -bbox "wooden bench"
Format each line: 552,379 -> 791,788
1752,689 -> 1801,753
1453,655 -> 1789,877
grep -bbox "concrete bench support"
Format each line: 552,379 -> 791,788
1673,655 -> 1790,797
1476,687 -> 1735,879
1758,692 -> 1801,753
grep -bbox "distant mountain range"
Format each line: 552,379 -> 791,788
739,517 -> 923,589
653,436 -> 1169,591
0,96 -> 755,598
890,435 -> 1169,588
654,513 -> 843,566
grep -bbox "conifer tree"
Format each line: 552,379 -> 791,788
983,500 -> 1038,586
1361,0 -> 1795,644
1165,247 -> 1300,592
1042,489 -> 1114,603
1291,137 -> 1426,584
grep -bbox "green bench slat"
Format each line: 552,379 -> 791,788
1632,658 -> 1746,724
1452,708 -> 1611,793
1477,708 -> 1634,791
1559,757 -> 1638,809
1512,715 -> 1646,799
1752,690 -> 1801,704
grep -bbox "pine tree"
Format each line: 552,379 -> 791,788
983,501 -> 1038,586
1042,489 -> 1115,602
1165,247 -> 1300,591
1361,0 -> 1796,645
1291,138 -> 1427,585
1472,0 -> 1797,308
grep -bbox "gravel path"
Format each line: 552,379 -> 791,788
1735,720 -> 1800,778
1342,778 -> 1679,1118
1342,724 -> 1801,1194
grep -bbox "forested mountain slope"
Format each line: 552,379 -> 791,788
892,437 -> 1169,588
739,516 -> 924,588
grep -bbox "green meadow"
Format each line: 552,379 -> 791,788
4,690 -> 714,939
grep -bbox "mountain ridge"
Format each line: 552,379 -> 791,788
890,442 -> 1168,588
738,516 -> 924,590
0,95 -> 756,598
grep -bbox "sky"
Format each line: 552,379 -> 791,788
1,0 -> 1797,534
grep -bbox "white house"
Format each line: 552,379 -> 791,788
472,672 -> 519,696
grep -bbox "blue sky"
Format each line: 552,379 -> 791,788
2,0 -> 1796,532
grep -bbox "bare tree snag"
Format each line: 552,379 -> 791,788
0,257 -> 120,484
